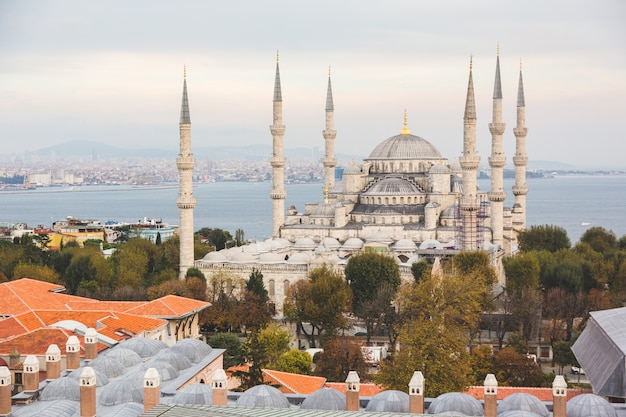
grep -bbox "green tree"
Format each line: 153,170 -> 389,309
494,347 -> 543,387
503,252 -> 542,341
246,268 -> 268,303
63,255 -> 97,294
275,350 -> 312,374
470,345 -> 495,385
235,228 -> 245,247
410,260 -> 430,283
258,323 -> 291,369
12,262 -> 60,283
155,232 -> 162,246
552,341 -> 576,374
208,333 -> 244,369
580,226 -> 618,253
518,225 -> 571,253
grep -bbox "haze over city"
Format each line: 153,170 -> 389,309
1,0 -> 625,169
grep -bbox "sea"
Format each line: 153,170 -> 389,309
1,174 -> 625,244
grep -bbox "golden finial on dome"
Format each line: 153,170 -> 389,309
350,159 -> 355,166
400,109 -> 411,135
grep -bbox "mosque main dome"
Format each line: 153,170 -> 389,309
367,132 -> 442,161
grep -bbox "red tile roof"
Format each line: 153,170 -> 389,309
0,317 -> 28,339
465,385 -> 590,401
324,382 -> 383,397
262,369 -> 326,394
0,328 -> 106,355
125,295 -> 209,318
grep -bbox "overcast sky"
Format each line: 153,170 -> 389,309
1,0 -> 625,169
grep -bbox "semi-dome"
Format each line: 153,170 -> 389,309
235,384 -> 290,408
367,133 -> 442,160
427,392 -> 484,416
497,393 -> 549,417
365,389 -> 410,413
566,393 -> 617,417
300,388 -> 346,410
364,178 -> 422,195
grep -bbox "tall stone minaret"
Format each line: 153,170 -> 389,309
177,67 -> 196,278
512,60 -> 529,233
322,67 -> 337,195
270,53 -> 287,238
459,57 -> 481,251
488,47 -> 506,250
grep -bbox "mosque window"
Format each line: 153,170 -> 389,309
385,197 -> 389,204
268,280 -> 275,296
284,280 -> 290,294
392,197 -> 396,204
400,197 -> 404,204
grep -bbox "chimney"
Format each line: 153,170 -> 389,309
84,328 -> 98,361
483,373 -> 498,417
143,368 -> 160,412
211,369 -> 228,406
9,348 -> 19,368
552,375 -> 567,417
345,371 -> 360,411
46,344 -> 61,381
79,366 -> 97,417
23,355 -> 39,392
66,335 -> 81,371
0,366 -> 11,416
408,371 -> 425,414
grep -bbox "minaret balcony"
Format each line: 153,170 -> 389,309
459,155 -> 480,170
270,156 -> 286,168
513,127 -> 528,137
489,123 -> 506,135
512,185 -> 529,196
323,157 -> 337,167
270,126 -> 286,136
488,191 -> 506,202
323,129 -> 337,140
513,156 -> 528,166
488,156 -> 506,168
177,196 -> 197,209
176,157 -> 196,170
270,190 -> 286,200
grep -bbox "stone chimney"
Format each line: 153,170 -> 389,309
143,368 -> 160,412
0,366 -> 11,416
408,371 -> 425,414
23,355 -> 39,392
8,348 -> 19,368
552,375 -> 567,417
66,335 -> 81,371
79,366 -> 96,417
211,369 -> 228,406
84,328 -> 98,361
46,344 -> 61,381
483,373 -> 498,417
345,371 -> 360,411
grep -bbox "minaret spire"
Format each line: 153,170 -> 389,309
488,46 -> 507,251
513,59 -> 529,240
176,66 -> 196,278
270,52 -> 287,238
322,66 -> 337,196
459,56 -> 480,251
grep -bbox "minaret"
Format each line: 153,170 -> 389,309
270,52 -> 287,238
322,66 -> 337,195
177,66 -> 196,278
459,57 -> 481,251
488,46 -> 506,250
512,60 -> 528,235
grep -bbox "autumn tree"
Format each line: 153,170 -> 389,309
493,347 -> 544,387
580,226 -> 618,253
12,262 -> 60,283
275,350 -> 312,374
314,337 -> 368,382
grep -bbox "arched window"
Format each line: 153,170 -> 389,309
284,280 -> 290,294
268,280 -> 275,297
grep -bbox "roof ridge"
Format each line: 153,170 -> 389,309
263,369 -> 298,394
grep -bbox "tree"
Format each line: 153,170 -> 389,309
63,255 -> 97,294
235,228 -> 245,247
155,232 -> 162,245
147,278 -> 187,300
275,350 -> 312,374
208,333 -> 244,369
196,228 -> 233,251
12,262 -> 60,283
470,345 -> 495,386
410,260 -> 430,283
315,337 -> 368,382
493,347 -> 544,387
552,341 -> 576,374
257,323 -> 291,369
580,226 -> 618,253
503,253 -> 542,341
518,225 -> 571,253
344,252 -> 400,343
246,268 -> 268,303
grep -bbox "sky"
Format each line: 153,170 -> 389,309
1,0 -> 625,169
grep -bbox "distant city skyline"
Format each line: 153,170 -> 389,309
1,0 -> 625,169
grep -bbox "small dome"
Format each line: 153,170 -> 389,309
499,411 -> 543,417
294,237 -> 317,250
235,384 -> 290,408
427,392 -> 484,416
88,355 -> 126,378
430,164 -> 450,174
153,349 -> 193,371
130,362 -> 179,382
170,383 -> 214,405
366,390 -> 410,413
393,238 -> 417,251
67,366 -> 109,386
230,251 -> 257,263
364,178 -> 422,195
566,393 -> 617,417
118,337 -> 167,358
311,203 -> 335,217
425,202 -> 440,209
366,229 -> 393,244
300,388 -> 346,410
287,252 -> 311,264
105,347 -> 143,367
342,238 -> 364,250
497,393 -> 549,417
343,164 -> 362,175
170,338 -> 212,363
419,239 -> 443,250
321,237 -> 341,250
11,399 -> 78,417
367,133 -> 442,160
98,378 -> 144,406
259,252 -> 285,263
40,377 -> 80,401
203,251 -> 228,261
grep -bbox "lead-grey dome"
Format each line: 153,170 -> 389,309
311,203 -> 335,217
427,392 -> 484,415
235,384 -> 290,408
105,347 -> 143,367
170,338 -> 212,363
88,355 -> 126,378
99,378 -> 144,406
170,383 -> 213,405
368,133 -> 442,160
153,349 -> 193,371
300,388 -> 346,410
11,399 -> 78,417
118,337 -> 167,358
67,366 -> 110,386
364,178 -> 422,195
365,389 -> 410,413
497,393 -> 549,417
40,377 -> 80,401
566,393 -> 617,417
